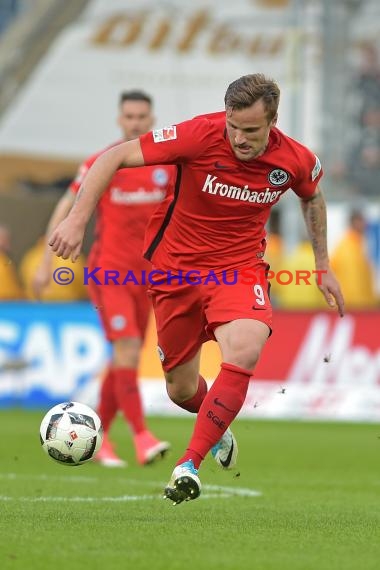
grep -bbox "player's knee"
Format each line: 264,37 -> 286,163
112,337 -> 141,368
166,384 -> 190,404
165,371 -> 196,403
224,344 -> 262,371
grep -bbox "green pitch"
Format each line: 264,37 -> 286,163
0,411 -> 379,570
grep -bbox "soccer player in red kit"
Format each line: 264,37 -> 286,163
49,74 -> 344,502
34,91 -> 173,467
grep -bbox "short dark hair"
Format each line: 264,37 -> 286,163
119,90 -> 153,106
224,74 -> 280,121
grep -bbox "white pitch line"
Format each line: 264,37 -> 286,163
0,493 -> 236,502
0,494 -> 158,502
0,472 -> 262,500
204,484 -> 262,497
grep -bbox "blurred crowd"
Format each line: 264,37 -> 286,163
351,46 -> 380,198
343,42 -> 380,198
0,206 -> 379,310
0,224 -> 87,302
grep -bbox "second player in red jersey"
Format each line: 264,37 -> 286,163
35,91 -> 174,467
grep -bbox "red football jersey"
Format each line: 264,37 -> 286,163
140,112 -> 323,274
70,142 -> 175,270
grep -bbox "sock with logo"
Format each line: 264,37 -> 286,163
113,367 -> 146,435
96,367 -> 118,433
176,362 -> 251,468
174,375 -> 208,413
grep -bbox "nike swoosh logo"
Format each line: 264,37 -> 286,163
214,398 -> 237,413
220,438 -> 234,468
214,161 -> 230,170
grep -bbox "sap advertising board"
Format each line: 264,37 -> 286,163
0,303 -> 109,408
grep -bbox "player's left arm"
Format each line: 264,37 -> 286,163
300,186 -> 345,316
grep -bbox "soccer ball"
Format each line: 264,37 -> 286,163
39,401 -> 103,466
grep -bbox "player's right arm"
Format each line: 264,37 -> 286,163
32,188 -> 76,298
49,139 -> 145,261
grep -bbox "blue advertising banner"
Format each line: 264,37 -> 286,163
0,302 -> 110,408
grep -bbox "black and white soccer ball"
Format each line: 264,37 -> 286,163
40,402 -> 103,466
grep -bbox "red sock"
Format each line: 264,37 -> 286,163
113,367 -> 146,435
175,375 -> 208,413
176,362 -> 252,468
97,367 -> 118,433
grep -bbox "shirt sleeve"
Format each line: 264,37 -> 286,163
292,148 -> 323,199
139,117 -> 213,165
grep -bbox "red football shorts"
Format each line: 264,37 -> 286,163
148,263 -> 272,372
87,267 -> 151,342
